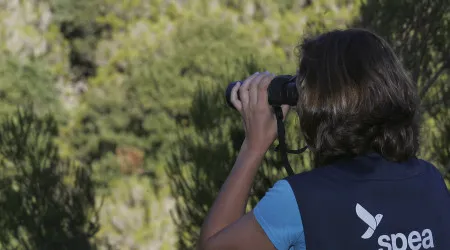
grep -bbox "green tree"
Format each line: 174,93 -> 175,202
0,54 -> 62,118
0,108 -> 99,250
0,0 -> 71,118
64,16 -> 282,186
47,0 -> 107,80
432,109 -> 450,183
64,15 -> 274,250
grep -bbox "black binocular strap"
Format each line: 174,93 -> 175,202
273,106 -> 308,176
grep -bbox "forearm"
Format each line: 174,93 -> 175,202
198,140 -> 265,248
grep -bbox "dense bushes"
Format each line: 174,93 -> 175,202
0,0 -> 448,249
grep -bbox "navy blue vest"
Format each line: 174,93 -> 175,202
285,153 -> 450,250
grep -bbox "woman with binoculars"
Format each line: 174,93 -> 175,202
197,29 -> 450,250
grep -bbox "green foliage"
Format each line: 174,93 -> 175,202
94,176 -> 175,250
432,109 -> 450,181
0,0 -> 71,78
64,16 -> 288,187
0,108 -> 99,250
0,54 -> 62,118
63,0 -> 360,189
359,0 -> 450,104
0,0 -> 448,249
48,0 -> 106,79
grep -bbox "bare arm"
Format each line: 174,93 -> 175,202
197,72 -> 289,250
198,140 -> 275,250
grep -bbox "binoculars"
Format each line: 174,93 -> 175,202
225,75 -> 299,108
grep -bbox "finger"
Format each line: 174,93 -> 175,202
240,72 -> 259,109
230,82 -> 242,111
258,71 -> 274,92
257,72 -> 275,107
249,73 -> 264,106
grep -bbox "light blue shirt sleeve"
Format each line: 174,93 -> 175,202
253,180 -> 306,250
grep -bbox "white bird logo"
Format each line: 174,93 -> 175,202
356,203 -> 383,239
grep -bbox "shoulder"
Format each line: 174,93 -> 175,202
416,158 -> 442,173
416,158 -> 449,187
254,180 -> 300,219
253,180 -> 306,250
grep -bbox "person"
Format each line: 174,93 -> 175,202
197,29 -> 450,250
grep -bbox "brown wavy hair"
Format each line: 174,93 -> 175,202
296,29 -> 420,167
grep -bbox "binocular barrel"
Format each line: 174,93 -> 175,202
225,75 -> 299,108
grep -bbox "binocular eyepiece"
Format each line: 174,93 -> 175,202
225,75 -> 299,108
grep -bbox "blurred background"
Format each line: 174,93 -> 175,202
0,0 -> 448,249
